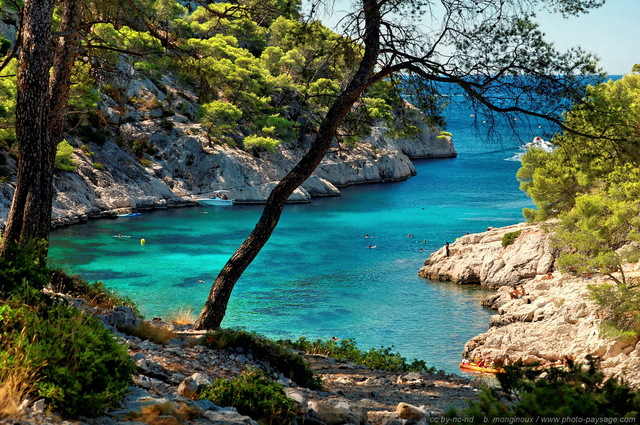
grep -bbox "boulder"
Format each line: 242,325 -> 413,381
98,305 -> 141,329
202,408 -> 259,425
396,402 -> 429,422
308,399 -> 367,425
177,376 -> 199,398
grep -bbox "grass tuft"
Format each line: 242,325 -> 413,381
167,307 -> 195,326
128,401 -> 201,424
0,333 -> 39,419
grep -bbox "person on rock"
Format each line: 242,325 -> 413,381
509,285 -> 527,299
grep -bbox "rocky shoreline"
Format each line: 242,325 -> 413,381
0,70 -> 456,229
419,223 -> 640,387
12,301 -> 480,425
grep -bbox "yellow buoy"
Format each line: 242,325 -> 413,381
140,238 -> 146,245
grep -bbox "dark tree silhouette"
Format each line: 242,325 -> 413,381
1,0 -> 85,261
193,0 -> 604,329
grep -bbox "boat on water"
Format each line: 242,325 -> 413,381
195,190 -> 235,206
459,362 -> 504,374
117,212 -> 141,217
505,136 -> 554,162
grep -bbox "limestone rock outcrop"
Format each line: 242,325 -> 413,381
462,272 -> 640,387
0,71 -> 455,229
420,223 -> 640,387
418,223 -> 556,289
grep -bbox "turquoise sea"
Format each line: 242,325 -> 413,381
48,102 -> 548,374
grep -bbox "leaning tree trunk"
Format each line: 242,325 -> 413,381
0,0 -> 55,259
193,0 -> 382,330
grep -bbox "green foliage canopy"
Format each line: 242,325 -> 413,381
519,73 -> 640,273
518,71 -> 640,339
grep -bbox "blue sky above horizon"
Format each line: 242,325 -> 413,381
312,0 -> 639,75
537,0 -> 639,75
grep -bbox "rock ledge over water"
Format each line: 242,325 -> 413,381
418,223 -> 556,289
420,223 -> 640,387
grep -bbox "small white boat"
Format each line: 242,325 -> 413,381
506,137 -> 554,161
195,190 -> 235,206
527,136 -> 554,153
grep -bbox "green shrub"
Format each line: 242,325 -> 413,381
244,135 -> 280,153
0,302 -> 134,418
93,161 -> 106,171
0,241 -> 50,298
54,140 -> 77,171
501,230 -> 523,247
196,100 -> 242,143
139,158 -> 154,167
130,138 -> 155,157
259,115 -> 296,143
199,369 -> 298,425
74,122 -> 108,145
279,337 -> 436,373
448,357 -> 640,420
159,117 -> 175,130
0,254 -> 135,418
588,282 -> 640,342
202,329 -> 322,390
48,267 -> 138,312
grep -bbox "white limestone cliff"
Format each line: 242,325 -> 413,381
418,223 -> 556,289
0,71 -> 455,228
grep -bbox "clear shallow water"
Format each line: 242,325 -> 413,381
48,104 -> 543,374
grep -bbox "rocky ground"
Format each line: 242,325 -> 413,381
7,305 -> 480,425
419,223 -> 640,388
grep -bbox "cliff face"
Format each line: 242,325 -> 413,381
418,223 -> 556,289
420,224 -> 640,387
0,72 -> 455,228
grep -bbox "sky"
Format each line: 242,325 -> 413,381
536,0 -> 640,75
313,0 -> 639,75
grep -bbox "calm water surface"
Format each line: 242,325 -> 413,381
49,105 -> 543,374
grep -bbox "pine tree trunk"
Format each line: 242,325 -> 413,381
193,0 -> 382,330
0,0 -> 55,259
0,0 -> 80,260
50,0 -> 81,142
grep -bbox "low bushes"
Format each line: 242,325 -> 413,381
202,329 -> 322,390
54,140 -> 77,171
200,369 -> 298,425
448,357 -> 640,420
279,337 -> 436,373
0,302 -> 135,418
0,243 -> 135,419
501,230 -> 523,248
